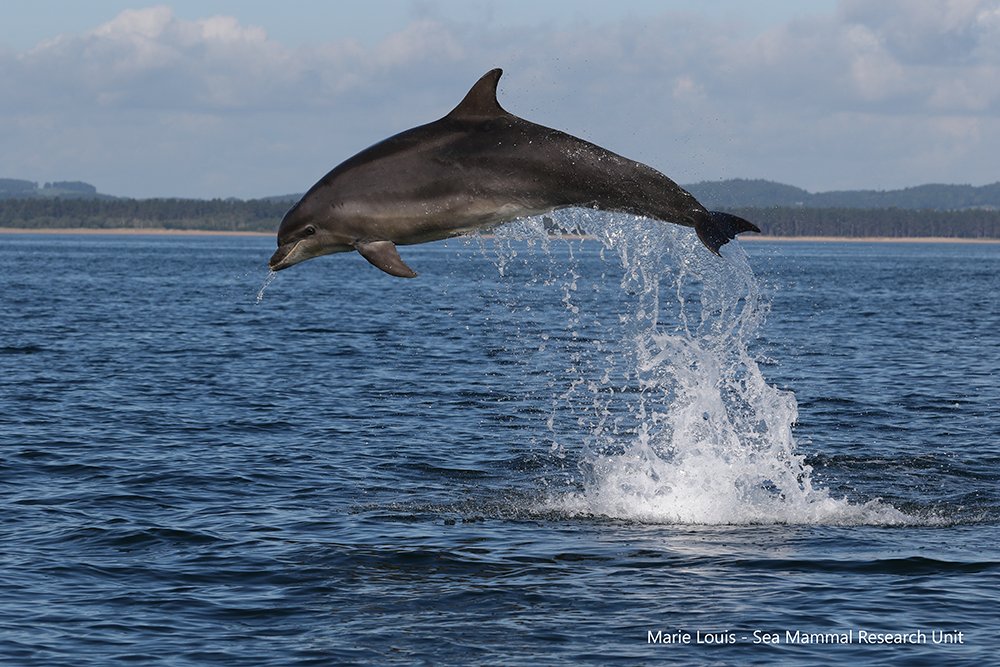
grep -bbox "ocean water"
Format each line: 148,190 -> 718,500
1,215 -> 998,666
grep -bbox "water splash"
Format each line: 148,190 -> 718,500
254,270 -> 278,305
489,210 -> 909,526
224,265 -> 278,305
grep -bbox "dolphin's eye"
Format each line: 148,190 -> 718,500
304,226 -> 316,237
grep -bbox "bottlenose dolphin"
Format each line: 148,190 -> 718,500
270,68 -> 758,277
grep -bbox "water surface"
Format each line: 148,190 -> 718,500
1,222 -> 997,665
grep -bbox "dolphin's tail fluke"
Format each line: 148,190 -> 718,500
695,211 -> 761,256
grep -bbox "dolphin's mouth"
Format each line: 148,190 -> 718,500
269,241 -> 303,271
269,239 -> 353,271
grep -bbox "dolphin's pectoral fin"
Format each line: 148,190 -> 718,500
354,240 -> 419,278
694,211 -> 762,256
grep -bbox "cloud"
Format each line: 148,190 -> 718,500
2,2 -> 999,198
9,6 -> 296,111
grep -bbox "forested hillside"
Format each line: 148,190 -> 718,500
0,198 -> 288,232
728,207 -> 1000,239
685,179 -> 1000,211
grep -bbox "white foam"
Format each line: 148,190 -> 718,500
493,210 -> 912,526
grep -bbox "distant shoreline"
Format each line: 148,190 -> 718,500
2,227 -> 1000,244
0,227 -> 271,236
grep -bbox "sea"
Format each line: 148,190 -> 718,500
2,211 -> 998,666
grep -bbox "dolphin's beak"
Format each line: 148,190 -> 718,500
269,242 -> 302,271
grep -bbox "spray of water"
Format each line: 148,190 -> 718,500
490,210 -> 909,525
255,270 -> 278,305
224,265 -> 278,306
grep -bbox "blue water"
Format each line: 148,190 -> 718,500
2,218 -> 998,666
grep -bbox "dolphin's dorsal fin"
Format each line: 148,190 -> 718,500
446,69 -> 509,120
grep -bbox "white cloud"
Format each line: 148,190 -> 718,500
2,2 -> 999,198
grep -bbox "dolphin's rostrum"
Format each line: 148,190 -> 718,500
270,69 -> 759,277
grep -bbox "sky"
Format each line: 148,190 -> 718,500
2,0 -> 998,199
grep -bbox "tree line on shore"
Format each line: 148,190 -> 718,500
724,206 -> 1000,238
686,178 -> 1000,211
2,196 -> 1000,238
0,197 -> 288,232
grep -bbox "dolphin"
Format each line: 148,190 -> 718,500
270,68 -> 758,277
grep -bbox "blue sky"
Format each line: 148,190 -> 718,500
2,0 -> 998,199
